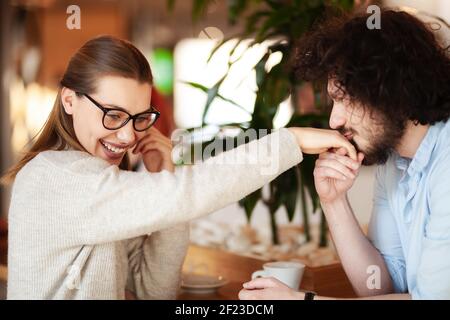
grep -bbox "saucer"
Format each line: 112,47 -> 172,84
181,273 -> 228,294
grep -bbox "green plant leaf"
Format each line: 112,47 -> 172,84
300,154 -> 321,213
207,36 -> 243,63
192,0 -> 217,22
244,10 -> 271,35
330,0 -> 354,11
174,0 -> 355,243
255,7 -> 292,42
182,81 -> 251,117
287,113 -> 329,214
264,0 -> 283,10
254,52 -> 269,88
167,0 -> 176,11
228,0 -> 250,25
238,188 -> 262,222
283,175 -> 299,222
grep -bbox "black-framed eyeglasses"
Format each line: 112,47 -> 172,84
79,93 -> 160,132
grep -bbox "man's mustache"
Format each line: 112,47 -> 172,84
337,127 -> 360,151
337,127 -> 354,137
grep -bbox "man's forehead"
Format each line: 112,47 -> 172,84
327,79 -> 344,99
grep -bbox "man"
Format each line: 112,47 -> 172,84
240,8 -> 450,300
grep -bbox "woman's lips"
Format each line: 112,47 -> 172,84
100,139 -> 133,149
99,139 -> 128,161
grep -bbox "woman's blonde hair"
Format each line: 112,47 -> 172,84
1,35 -> 153,185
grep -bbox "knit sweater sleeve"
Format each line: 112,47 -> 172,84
42,128 -> 303,245
125,223 -> 190,299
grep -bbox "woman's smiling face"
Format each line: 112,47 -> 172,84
61,75 -> 152,166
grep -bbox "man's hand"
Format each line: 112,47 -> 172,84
314,148 -> 364,204
238,277 -> 304,300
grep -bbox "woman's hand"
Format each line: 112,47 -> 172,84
314,148 -> 364,204
132,127 -> 174,173
238,277 -> 304,300
287,127 -> 357,161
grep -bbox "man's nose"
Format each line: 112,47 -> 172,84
329,104 -> 347,130
116,121 -> 136,144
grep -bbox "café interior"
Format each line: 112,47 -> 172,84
0,0 -> 449,300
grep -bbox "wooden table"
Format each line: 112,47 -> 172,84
182,245 -> 356,299
0,265 -> 6,282
0,265 -> 6,300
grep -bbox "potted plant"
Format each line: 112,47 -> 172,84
170,0 -> 355,247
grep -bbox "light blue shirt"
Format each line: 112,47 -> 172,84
368,120 -> 450,299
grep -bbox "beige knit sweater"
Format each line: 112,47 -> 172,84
6,128 -> 303,299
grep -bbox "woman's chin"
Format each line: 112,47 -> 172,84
107,157 -> 123,166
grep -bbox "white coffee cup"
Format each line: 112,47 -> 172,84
251,261 -> 305,290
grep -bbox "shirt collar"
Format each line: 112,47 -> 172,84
394,122 -> 443,175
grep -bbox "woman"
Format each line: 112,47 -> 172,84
1,35 -> 359,300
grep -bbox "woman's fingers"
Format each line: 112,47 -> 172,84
316,159 -> 356,179
290,127 -> 357,160
139,131 -> 171,147
314,166 -> 349,181
139,140 -> 171,156
133,134 -> 171,154
319,152 -> 360,171
331,134 -> 357,161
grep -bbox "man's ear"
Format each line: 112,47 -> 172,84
61,87 -> 76,115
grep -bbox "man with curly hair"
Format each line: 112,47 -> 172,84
240,9 -> 450,300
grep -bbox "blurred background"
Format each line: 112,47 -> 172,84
0,1 -> 449,290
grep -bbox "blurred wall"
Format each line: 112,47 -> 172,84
384,0 -> 450,22
33,1 -> 128,87
1,1 -> 13,219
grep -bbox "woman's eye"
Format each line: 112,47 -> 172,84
106,112 -> 124,120
135,116 -> 148,123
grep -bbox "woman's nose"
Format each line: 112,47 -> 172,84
116,121 -> 136,144
329,104 -> 347,130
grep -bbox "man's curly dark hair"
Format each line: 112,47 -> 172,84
292,9 -> 450,125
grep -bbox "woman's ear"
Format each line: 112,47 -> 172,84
61,87 -> 76,115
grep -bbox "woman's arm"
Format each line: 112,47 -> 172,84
60,128 -> 355,245
125,223 -> 190,300
74,128 -> 302,245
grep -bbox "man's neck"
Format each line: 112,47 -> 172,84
396,121 -> 430,159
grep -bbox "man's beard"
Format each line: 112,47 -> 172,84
340,118 -> 406,166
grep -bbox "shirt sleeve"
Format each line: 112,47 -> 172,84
368,164 -> 408,293
77,128 -> 303,245
125,223 -> 190,300
411,148 -> 450,300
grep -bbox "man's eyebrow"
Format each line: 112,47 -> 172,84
328,91 -> 337,100
328,91 -> 343,101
